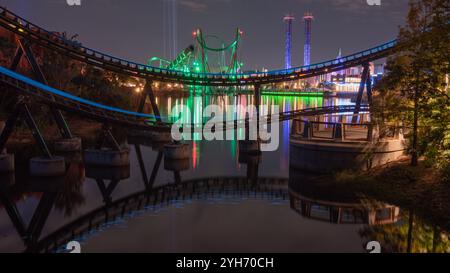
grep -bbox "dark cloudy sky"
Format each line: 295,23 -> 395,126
0,0 -> 410,70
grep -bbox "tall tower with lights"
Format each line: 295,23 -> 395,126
303,12 -> 314,67
283,15 -> 295,70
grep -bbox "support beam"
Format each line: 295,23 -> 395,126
148,152 -> 163,189
352,63 -> 371,123
10,46 -> 23,71
138,80 -> 161,122
96,124 -> 121,151
20,39 -> 47,83
96,179 -> 120,205
11,39 -> 73,139
0,191 -> 27,238
23,103 -> 52,158
0,101 -> 22,152
0,101 -> 52,158
26,192 -> 57,243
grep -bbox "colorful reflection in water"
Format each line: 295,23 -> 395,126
155,94 -> 336,170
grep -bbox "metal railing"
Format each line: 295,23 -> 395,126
291,116 -> 403,142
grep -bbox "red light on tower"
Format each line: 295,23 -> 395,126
239,30 -> 244,36
192,30 -> 197,37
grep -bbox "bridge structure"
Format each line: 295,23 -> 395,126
0,7 -> 394,174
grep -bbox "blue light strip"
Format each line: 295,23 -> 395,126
0,66 -> 161,120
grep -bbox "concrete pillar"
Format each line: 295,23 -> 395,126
29,156 -> 66,177
163,143 -> 190,160
150,131 -> 172,142
128,130 -> 172,142
84,148 -> 130,167
53,137 -> 82,153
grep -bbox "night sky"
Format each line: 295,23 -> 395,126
0,0 -> 410,70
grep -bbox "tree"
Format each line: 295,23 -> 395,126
375,0 -> 450,168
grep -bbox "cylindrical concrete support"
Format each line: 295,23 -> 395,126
150,131 -> 172,142
54,137 -> 82,153
0,153 -> 14,173
289,138 -> 406,173
128,130 -> 172,142
29,156 -> 66,177
164,143 -> 190,160
84,149 -> 130,167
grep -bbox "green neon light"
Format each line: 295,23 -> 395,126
261,91 -> 324,97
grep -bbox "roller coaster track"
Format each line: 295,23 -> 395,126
31,174 -> 397,253
0,7 -> 397,87
34,176 -> 289,253
0,66 -> 368,131
0,66 -> 170,131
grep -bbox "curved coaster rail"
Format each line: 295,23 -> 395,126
35,176 -> 289,253
0,7 -> 397,86
0,66 -> 368,131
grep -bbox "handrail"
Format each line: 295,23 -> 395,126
291,118 -> 403,142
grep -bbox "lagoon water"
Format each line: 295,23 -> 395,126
0,94 -> 447,253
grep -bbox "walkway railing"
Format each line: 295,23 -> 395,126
291,115 -> 404,142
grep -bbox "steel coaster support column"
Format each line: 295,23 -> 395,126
148,152 -> 163,189
0,191 -> 27,238
26,192 -> 57,244
96,179 -> 120,205
0,100 -> 23,152
135,144 -> 163,190
135,145 -> 149,184
138,80 -> 161,122
352,63 -> 370,124
13,39 -> 73,139
96,124 -> 121,151
0,100 -> 52,158
23,103 -> 52,158
10,45 -> 23,71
